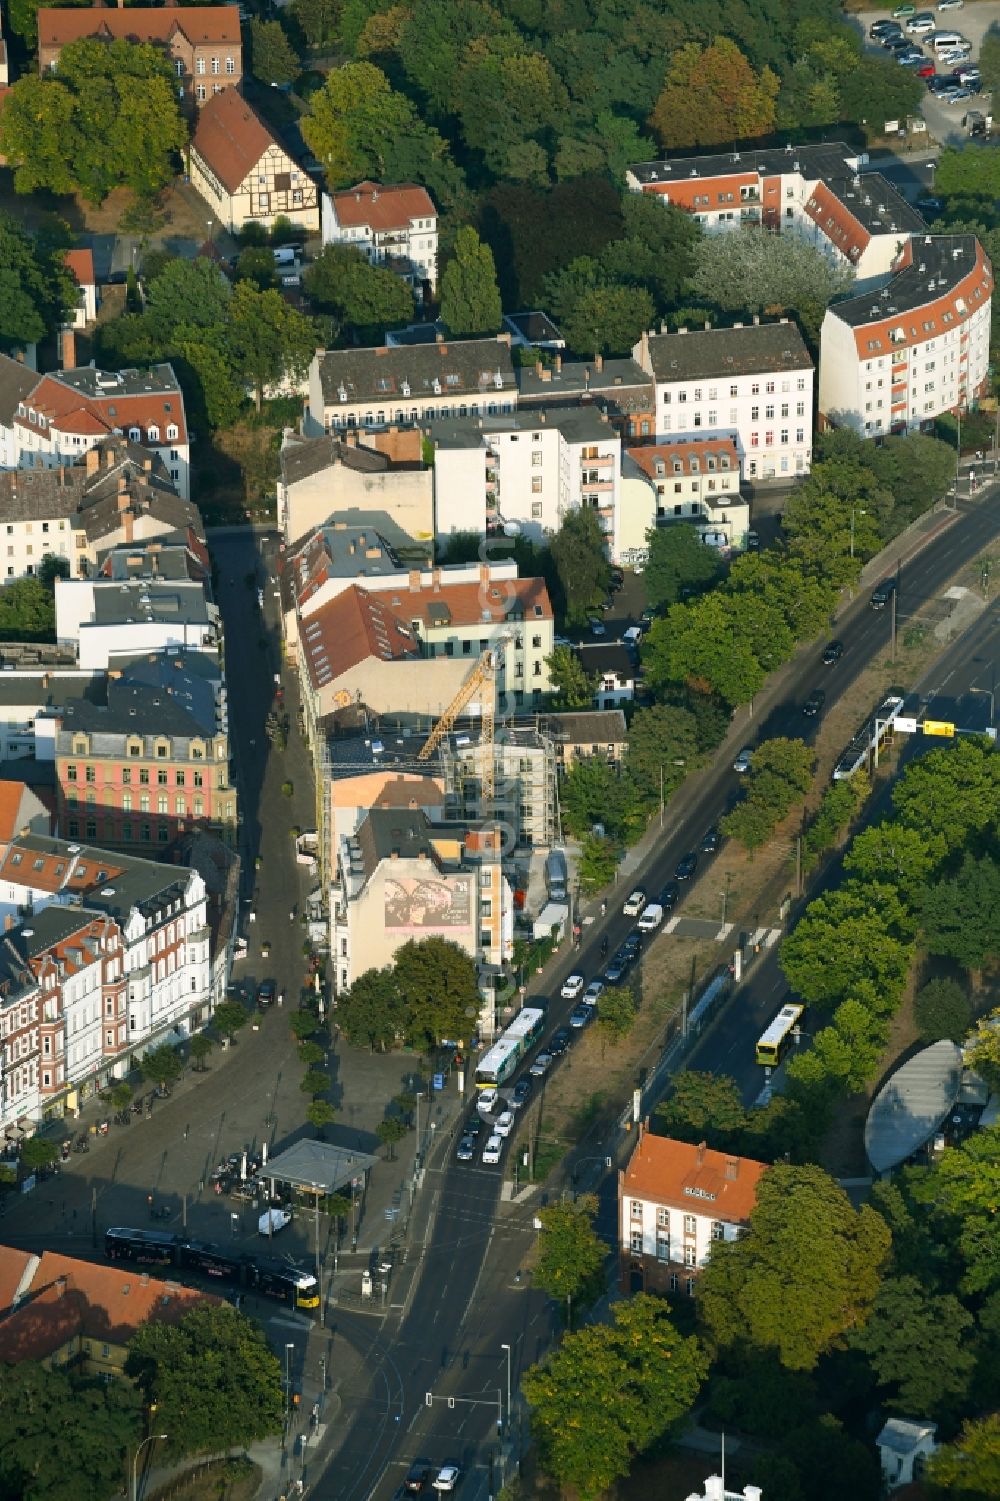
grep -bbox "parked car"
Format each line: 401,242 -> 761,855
570,1004 -> 594,1028
942,84 -> 972,100
476,1086 -> 499,1114
953,64 -> 980,83
802,688 -> 826,718
675,851 -> 699,881
433,1466 -> 462,1493
937,0 -> 964,8
604,947 -> 632,983
622,888 -> 647,917
870,578 -> 897,610
529,1050 -> 554,1076
917,60 -> 936,75
871,17 -> 902,33
549,1027 -> 572,1055
583,980 -> 604,1005
560,973 -> 585,1000
257,980 -> 275,1006
463,1113 -> 483,1137
637,903 -> 664,932
700,826 -> 720,853
892,1 -> 916,15
659,880 -> 681,910
733,746 -> 754,773
884,35 -> 913,51
925,74 -> 954,91
494,1109 -> 515,1137
822,639 -> 844,665
511,1079 -> 532,1108
745,529 -> 761,551
897,47 -> 926,64
588,617 -> 606,637
482,1135 -> 503,1165
456,1135 -> 477,1162
907,13 -> 936,31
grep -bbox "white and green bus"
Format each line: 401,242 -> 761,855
475,1006 -> 546,1088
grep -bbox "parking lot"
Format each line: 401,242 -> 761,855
855,3 -> 1000,144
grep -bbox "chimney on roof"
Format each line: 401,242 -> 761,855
752,314 -> 760,326
555,354 -> 562,373
584,367 -> 590,389
432,567 -> 441,590
60,328 -> 76,371
696,1140 -> 706,1166
595,354 -> 604,373
435,330 -> 444,344
123,507 -> 134,544
408,569 -> 421,591
118,476 -> 128,499
84,446 -> 100,479
142,456 -> 152,472
54,1276 -> 68,1298
106,445 -> 116,469
725,1156 -> 739,1180
535,360 -> 543,377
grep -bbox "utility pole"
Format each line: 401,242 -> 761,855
659,764 -> 664,829
890,575 -> 898,663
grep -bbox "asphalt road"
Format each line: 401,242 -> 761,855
320,491 -> 1000,1499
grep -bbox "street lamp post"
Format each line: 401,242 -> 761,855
285,1342 -> 295,1426
501,1343 -> 512,1433
132,1434 -> 167,1501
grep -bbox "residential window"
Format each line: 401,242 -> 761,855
158,769 -> 168,786
85,765 -> 95,783
751,406 -> 759,421
122,768 -> 131,785
630,1231 -> 643,1252
158,825 -> 169,843
683,1246 -> 697,1268
211,56 -> 220,74
176,770 -> 185,787
139,768 -> 149,784
683,1215 -> 696,1235
194,797 -> 204,816
765,405 -> 774,420
656,1236 -> 670,1262
765,432 -> 774,446
140,795 -> 150,813
175,60 -> 183,77
193,771 -> 203,788
196,83 -> 206,101
630,1200 -> 643,1221
225,56 -> 235,74
656,1207 -> 669,1228
531,452 -> 542,467
531,477 -> 542,493
711,1221 -> 725,1240
67,764 -> 77,782
196,58 -> 205,74
157,796 -> 168,814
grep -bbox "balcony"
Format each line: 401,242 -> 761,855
581,478 -> 615,493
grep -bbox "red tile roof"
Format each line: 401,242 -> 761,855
329,181 -> 436,233
19,371 -> 188,445
0,782 -> 31,843
379,575 -> 553,629
190,87 -> 282,195
301,585 -> 418,690
0,1246 -> 217,1363
38,6 -> 240,48
64,248 -> 95,289
623,1131 -> 768,1223
627,437 -> 740,481
803,180 -> 870,264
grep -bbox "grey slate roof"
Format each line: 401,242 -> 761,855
57,681 -> 212,741
517,357 -> 650,406
536,710 -> 628,745
355,806 -> 437,876
2,832 -> 194,922
0,671 -> 103,710
575,643 -> 636,680
829,234 -> 983,327
88,579 -> 212,627
864,1039 -> 963,1174
0,354 -> 41,427
429,405 -> 615,450
644,323 -> 812,381
280,432 -> 390,489
315,336 -> 516,407
263,1138 -> 379,1194
0,465 -> 85,522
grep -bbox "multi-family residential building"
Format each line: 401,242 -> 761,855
534,709 -> 628,770
0,436 -> 198,581
54,577 -> 218,670
324,762 -> 445,882
430,407 -> 624,559
321,181 -> 438,299
633,324 -> 814,482
0,781 -> 51,842
63,249 -> 98,329
516,354 -> 656,444
37,5 -> 242,108
0,834 -> 212,1125
503,311 -> 566,353
307,336 -> 517,437
297,569 -> 554,742
627,142 -> 925,289
441,725 -> 560,851
50,657 -> 234,852
0,1245 -> 216,1374
331,807 -> 512,1033
0,361 -> 191,500
623,438 -> 750,549
619,1127 -> 767,1295
0,670 -> 102,762
278,430 -> 432,548
819,233 -> 993,436
188,87 -> 319,234
576,643 -> 637,710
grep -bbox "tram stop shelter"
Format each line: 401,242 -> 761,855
263,1140 -> 378,1202
864,1040 -> 963,1175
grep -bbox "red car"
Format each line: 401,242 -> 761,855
917,61 -> 935,76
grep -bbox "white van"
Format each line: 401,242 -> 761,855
932,30 -> 966,48
637,903 -> 664,932
482,1134 -> 503,1165
272,245 -> 302,266
622,626 -> 642,647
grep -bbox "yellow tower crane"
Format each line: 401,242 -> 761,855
416,636 -> 509,802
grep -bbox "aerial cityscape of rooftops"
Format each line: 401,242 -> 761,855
0,0 -> 999,1498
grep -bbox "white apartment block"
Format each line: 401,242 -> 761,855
619,1127 -> 767,1296
0,837 -> 213,1128
322,181 -> 438,298
820,234 -> 993,437
627,141 -> 926,290
430,407 -> 624,559
623,439 -> 750,550
633,324 -> 814,482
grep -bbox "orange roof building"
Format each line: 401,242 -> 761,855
619,1126 -> 768,1296
0,1244 -> 217,1376
322,181 -> 439,295
188,88 -> 318,235
38,6 -> 242,109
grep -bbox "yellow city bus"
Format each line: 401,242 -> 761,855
755,1002 -> 805,1068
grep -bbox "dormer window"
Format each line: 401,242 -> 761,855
128,426 -> 141,441
166,423 -> 178,441
147,426 -> 159,443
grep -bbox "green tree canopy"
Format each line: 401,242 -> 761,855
643,523 -> 724,609
843,821 -> 945,905
145,256 -> 233,344
560,756 -> 644,846
455,46 -> 567,180
545,645 -> 595,710
226,281 -> 316,413
439,226 -> 502,337
0,578 -> 56,642
779,881 -> 916,1011
927,1413 -> 1000,1498
0,1361 -> 141,1501
550,506 -> 610,626
140,1043 -> 184,1092
338,966 -> 405,1051
690,223 -> 854,332
697,1164 -> 891,1370
642,594 -> 766,708
534,1194 -> 606,1310
304,244 -> 414,337
126,1303 -> 283,1459
212,1000 -> 248,1042
907,1125 -> 1000,1295
851,1274 -> 975,1416
0,216 -> 76,354
722,737 -> 813,853
0,39 -> 187,204
392,937 -> 480,1050
596,984 -> 637,1046
914,977 -> 972,1044
921,853 -> 1000,974
657,1071 -> 748,1150
892,738 -> 1000,852
250,18 -> 301,85
625,702 -> 703,805
523,1295 -> 708,1500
